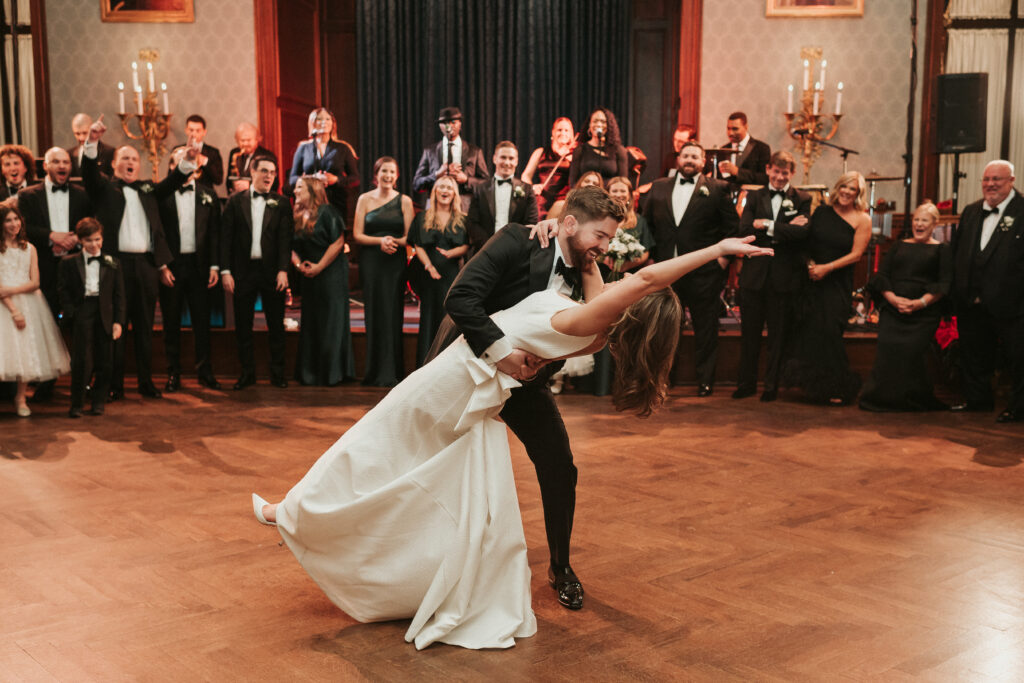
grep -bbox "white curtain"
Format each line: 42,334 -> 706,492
938,29 -> 1008,205
0,34 -> 36,149
949,0 -> 1012,18
1012,30 -> 1024,176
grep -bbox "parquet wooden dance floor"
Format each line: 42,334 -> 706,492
2,382 -> 1023,681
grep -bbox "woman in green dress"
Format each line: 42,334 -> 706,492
291,175 -> 355,385
605,175 -> 654,273
353,157 -> 414,386
408,175 -> 468,367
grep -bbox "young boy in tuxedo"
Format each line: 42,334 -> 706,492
58,218 -> 125,417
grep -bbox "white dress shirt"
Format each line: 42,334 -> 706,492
250,188 -> 267,259
44,177 -> 72,234
765,184 -> 791,238
83,250 -> 101,296
118,185 -> 152,254
979,190 -> 1016,251
494,176 -> 513,230
175,183 -> 198,254
442,136 -> 463,166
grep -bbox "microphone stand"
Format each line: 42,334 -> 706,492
811,137 -> 859,175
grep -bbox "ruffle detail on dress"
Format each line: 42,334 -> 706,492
454,355 -> 521,433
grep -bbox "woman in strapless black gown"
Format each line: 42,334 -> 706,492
353,156 -> 414,386
784,172 -> 872,404
860,202 -> 952,411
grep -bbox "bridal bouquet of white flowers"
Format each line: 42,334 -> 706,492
606,227 -> 646,280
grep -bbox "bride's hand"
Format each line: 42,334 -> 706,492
718,236 -> 773,259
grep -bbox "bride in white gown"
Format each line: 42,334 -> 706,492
253,235 -> 771,650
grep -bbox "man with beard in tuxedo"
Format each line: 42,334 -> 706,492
81,115 -> 198,399
158,147 -> 223,392
1,144 -> 34,200
734,150 -> 811,402
950,159 -> 1024,423
642,141 -> 738,396
412,106 -> 489,211
17,147 -> 94,402
67,113 -> 114,178
465,141 -> 539,255
427,186 -> 624,611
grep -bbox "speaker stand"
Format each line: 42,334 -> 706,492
950,152 -> 967,214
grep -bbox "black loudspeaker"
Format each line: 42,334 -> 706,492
936,72 -> 988,154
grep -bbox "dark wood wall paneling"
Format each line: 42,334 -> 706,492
30,0 -> 51,151
321,0 -> 359,150
275,0 -> 320,182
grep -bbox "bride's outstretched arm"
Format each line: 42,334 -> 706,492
552,236 -> 772,338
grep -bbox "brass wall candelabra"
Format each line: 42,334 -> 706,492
783,48 -> 844,184
119,91 -> 171,180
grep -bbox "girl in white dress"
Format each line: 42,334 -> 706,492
253,231 -> 771,650
0,202 -> 70,416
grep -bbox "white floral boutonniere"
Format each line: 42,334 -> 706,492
781,198 -> 794,210
139,182 -> 154,194
513,185 -> 526,199
102,255 -> 117,269
698,185 -> 710,197
200,193 -> 214,206
266,198 -> 279,208
998,215 -> 1015,232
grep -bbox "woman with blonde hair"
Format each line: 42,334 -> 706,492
291,174 -> 355,385
604,175 -> 654,273
784,171 -> 872,404
408,175 -> 468,367
859,201 -> 951,411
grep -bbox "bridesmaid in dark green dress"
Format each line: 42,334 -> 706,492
407,176 -> 469,367
291,175 -> 355,385
354,156 -> 413,386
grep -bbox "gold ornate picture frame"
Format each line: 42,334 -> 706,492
100,1 -> 195,24
766,0 -> 864,18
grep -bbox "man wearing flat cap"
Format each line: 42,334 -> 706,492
413,106 -> 489,211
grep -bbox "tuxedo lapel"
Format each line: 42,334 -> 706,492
678,175 -> 706,226
194,192 -> 208,248
485,182 -> 497,223
529,244 -> 555,293
240,195 -> 254,253
736,141 -> 754,168
75,253 -> 87,285
260,201 -> 275,256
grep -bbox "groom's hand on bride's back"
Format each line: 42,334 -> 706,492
527,218 -> 560,247
496,349 -> 544,380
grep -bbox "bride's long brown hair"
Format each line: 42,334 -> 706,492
608,288 -> 681,417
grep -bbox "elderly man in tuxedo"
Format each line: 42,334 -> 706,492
158,147 -> 222,392
412,106 -> 489,211
709,112 -> 771,190
227,122 -> 278,194
465,141 -> 539,255
220,155 -> 293,390
950,160 -> 1024,422
67,113 -> 114,178
643,141 -> 739,396
81,115 -> 198,399
734,150 -> 811,402
1,144 -> 34,200
17,147 -> 94,402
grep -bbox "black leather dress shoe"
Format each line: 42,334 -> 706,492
198,374 -> 222,390
548,565 -> 584,610
996,409 -> 1022,423
107,388 -> 123,402
270,376 -> 289,389
950,401 -> 994,413
760,389 -> 778,402
139,383 -> 163,399
234,373 -> 256,391
697,384 -> 713,397
85,407 -> 105,416
68,407 -> 83,418
731,386 -> 755,399
165,374 -> 181,393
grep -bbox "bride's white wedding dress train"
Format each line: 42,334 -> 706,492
274,290 -> 593,649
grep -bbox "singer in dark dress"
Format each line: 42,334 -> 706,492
784,173 -> 872,404
288,108 -> 360,219
567,108 -> 628,187
292,176 -> 355,386
860,206 -> 952,412
354,157 -> 413,387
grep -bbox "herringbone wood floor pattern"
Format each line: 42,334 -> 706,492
2,383 -> 1022,681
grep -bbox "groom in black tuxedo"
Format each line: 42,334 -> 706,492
643,141 -> 739,395
465,141 -> 539,256
427,186 -> 625,610
950,159 -> 1024,422
735,150 -> 811,402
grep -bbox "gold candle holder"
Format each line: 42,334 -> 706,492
119,90 -> 171,180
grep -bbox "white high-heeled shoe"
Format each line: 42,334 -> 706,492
252,493 -> 276,526
15,401 -> 31,417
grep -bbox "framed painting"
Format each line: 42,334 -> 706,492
766,0 -> 864,18
100,0 -> 195,23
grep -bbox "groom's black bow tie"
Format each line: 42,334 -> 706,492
253,191 -> 271,200
555,257 -> 583,301
51,183 -> 70,193
678,176 -> 695,186
495,177 -> 512,186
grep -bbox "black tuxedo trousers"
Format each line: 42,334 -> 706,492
958,305 -> 1024,412
233,266 -> 286,378
159,254 -> 214,376
70,298 -> 112,412
112,254 -> 160,390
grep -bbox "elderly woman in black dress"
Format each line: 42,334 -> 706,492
784,171 -> 872,404
859,201 -> 951,411
289,108 -> 360,218
567,108 -> 628,188
521,116 -> 576,217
